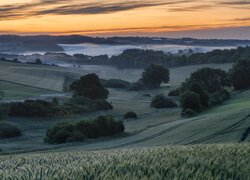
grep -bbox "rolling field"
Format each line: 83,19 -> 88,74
1,82 -> 250,153
0,60 -> 232,92
0,81 -> 56,100
0,61 -> 79,92
0,144 -> 249,179
1,61 -> 250,153
0,60 -> 250,179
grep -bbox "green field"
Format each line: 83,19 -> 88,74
0,61 -> 250,179
0,61 -> 79,92
0,81 -> 56,100
0,144 -> 249,179
0,60 -> 232,91
1,61 -> 250,153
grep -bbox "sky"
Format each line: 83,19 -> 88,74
0,0 -> 250,39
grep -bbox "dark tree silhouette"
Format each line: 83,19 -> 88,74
185,68 -> 230,93
70,73 -> 109,100
35,58 -> 43,64
141,64 -> 169,89
230,60 -> 250,90
180,91 -> 201,112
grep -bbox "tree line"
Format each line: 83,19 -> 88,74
74,46 -> 250,69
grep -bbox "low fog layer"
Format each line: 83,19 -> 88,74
59,44 -> 236,57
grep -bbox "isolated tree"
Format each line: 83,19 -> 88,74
187,68 -> 230,93
35,58 -> 43,64
230,60 -> 250,90
70,73 -> 109,100
141,64 -> 169,88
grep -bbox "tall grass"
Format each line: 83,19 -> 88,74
0,144 -> 249,179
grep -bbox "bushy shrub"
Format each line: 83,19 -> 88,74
44,115 -> 124,144
44,122 -> 85,144
9,100 -> 54,117
180,91 -> 201,112
230,60 -> 250,90
102,79 -> 131,89
124,112 -> 138,119
181,108 -> 196,118
210,89 -> 230,106
0,122 -> 21,138
189,82 -> 210,107
151,95 -> 177,109
168,88 -> 180,97
9,97 -> 113,117
128,81 -> 145,91
94,99 -> 113,110
66,96 -> 113,113
0,104 -> 9,120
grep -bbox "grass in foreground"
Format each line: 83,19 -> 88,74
0,144 -> 249,179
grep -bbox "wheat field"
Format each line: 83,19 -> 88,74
0,144 -> 249,179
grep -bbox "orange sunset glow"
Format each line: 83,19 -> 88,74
0,0 -> 250,38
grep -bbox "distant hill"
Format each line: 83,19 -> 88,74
1,35 -> 250,54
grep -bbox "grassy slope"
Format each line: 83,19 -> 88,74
2,62 -> 245,153
0,81 -> 56,100
0,61 -> 79,92
0,60 -> 232,91
0,144 -> 249,179
1,88 -> 249,153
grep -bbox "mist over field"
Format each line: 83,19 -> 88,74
18,43 -> 238,56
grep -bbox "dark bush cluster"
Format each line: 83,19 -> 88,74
124,112 -> 138,119
9,100 -> 59,117
230,60 -> 250,90
0,91 -> 6,120
128,81 -> 146,91
168,88 -> 180,97
180,91 -> 201,112
101,79 -> 131,89
182,68 -> 230,94
44,115 -> 124,144
9,97 -> 113,117
181,108 -> 196,118
0,104 -> 9,120
180,67 -> 232,117
0,121 -> 21,138
151,95 -> 177,109
66,96 -> 113,113
210,89 -> 230,106
188,82 -> 210,107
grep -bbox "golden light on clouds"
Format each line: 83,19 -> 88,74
0,0 -> 249,37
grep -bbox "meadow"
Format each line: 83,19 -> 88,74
1,60 -> 249,153
0,81 -> 55,101
0,144 -> 249,179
